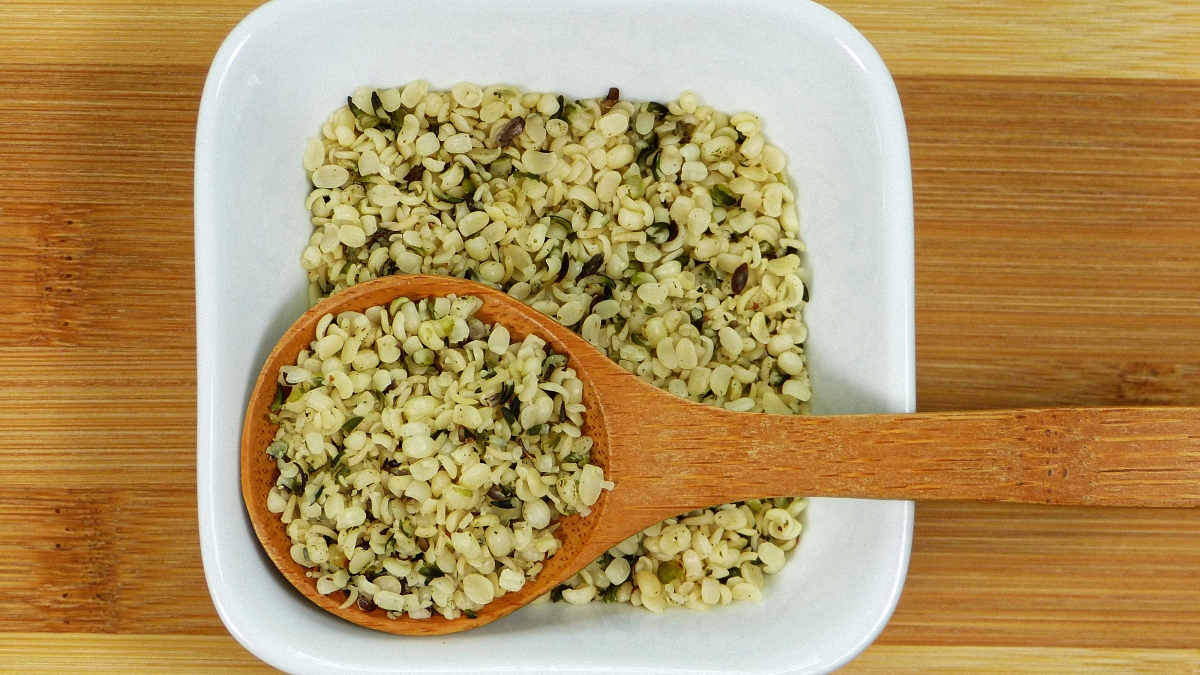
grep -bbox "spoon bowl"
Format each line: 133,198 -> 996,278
243,275 -> 1200,636
242,275 -> 621,635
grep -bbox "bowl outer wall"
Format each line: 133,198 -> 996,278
195,0 -> 915,672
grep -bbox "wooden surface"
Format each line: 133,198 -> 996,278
1,0 -> 1199,671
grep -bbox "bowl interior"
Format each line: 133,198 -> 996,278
196,0 -> 914,672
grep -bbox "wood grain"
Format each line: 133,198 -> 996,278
0,486 -> 218,634
0,349 -> 195,484
1,1 -> 1198,78
906,77 -> 1200,411
0,634 -> 279,674
832,0 -> 1200,79
2,634 -> 1196,675
1,0 -> 1199,670
883,502 -> 1200,649
841,646 -> 1200,674
0,65 -> 198,349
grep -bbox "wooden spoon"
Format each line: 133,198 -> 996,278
242,275 -> 1200,636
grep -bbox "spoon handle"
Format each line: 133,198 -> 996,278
602,398 -> 1200,528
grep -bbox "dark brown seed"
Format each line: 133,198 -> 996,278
600,87 -> 620,113
358,595 -> 377,612
495,116 -> 526,146
487,485 -> 508,501
579,253 -> 605,279
404,164 -> 425,182
731,263 -> 749,295
556,252 -> 571,282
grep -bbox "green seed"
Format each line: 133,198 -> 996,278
630,272 -> 655,287
657,561 -> 684,584
711,183 -> 737,207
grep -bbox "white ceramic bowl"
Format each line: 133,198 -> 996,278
195,0 -> 915,672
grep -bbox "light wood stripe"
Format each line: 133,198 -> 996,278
842,645 -> 1200,674
0,633 -> 280,674
879,502 -> 1200,648
1,634 -> 1196,674
832,0 -> 1200,79
0,1 -> 1197,79
0,348 -> 194,484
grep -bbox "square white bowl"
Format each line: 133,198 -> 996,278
195,0 -> 915,673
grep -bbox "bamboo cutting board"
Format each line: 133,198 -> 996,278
1,0 -> 1199,672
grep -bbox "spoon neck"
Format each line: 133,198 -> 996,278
595,381 -> 800,526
